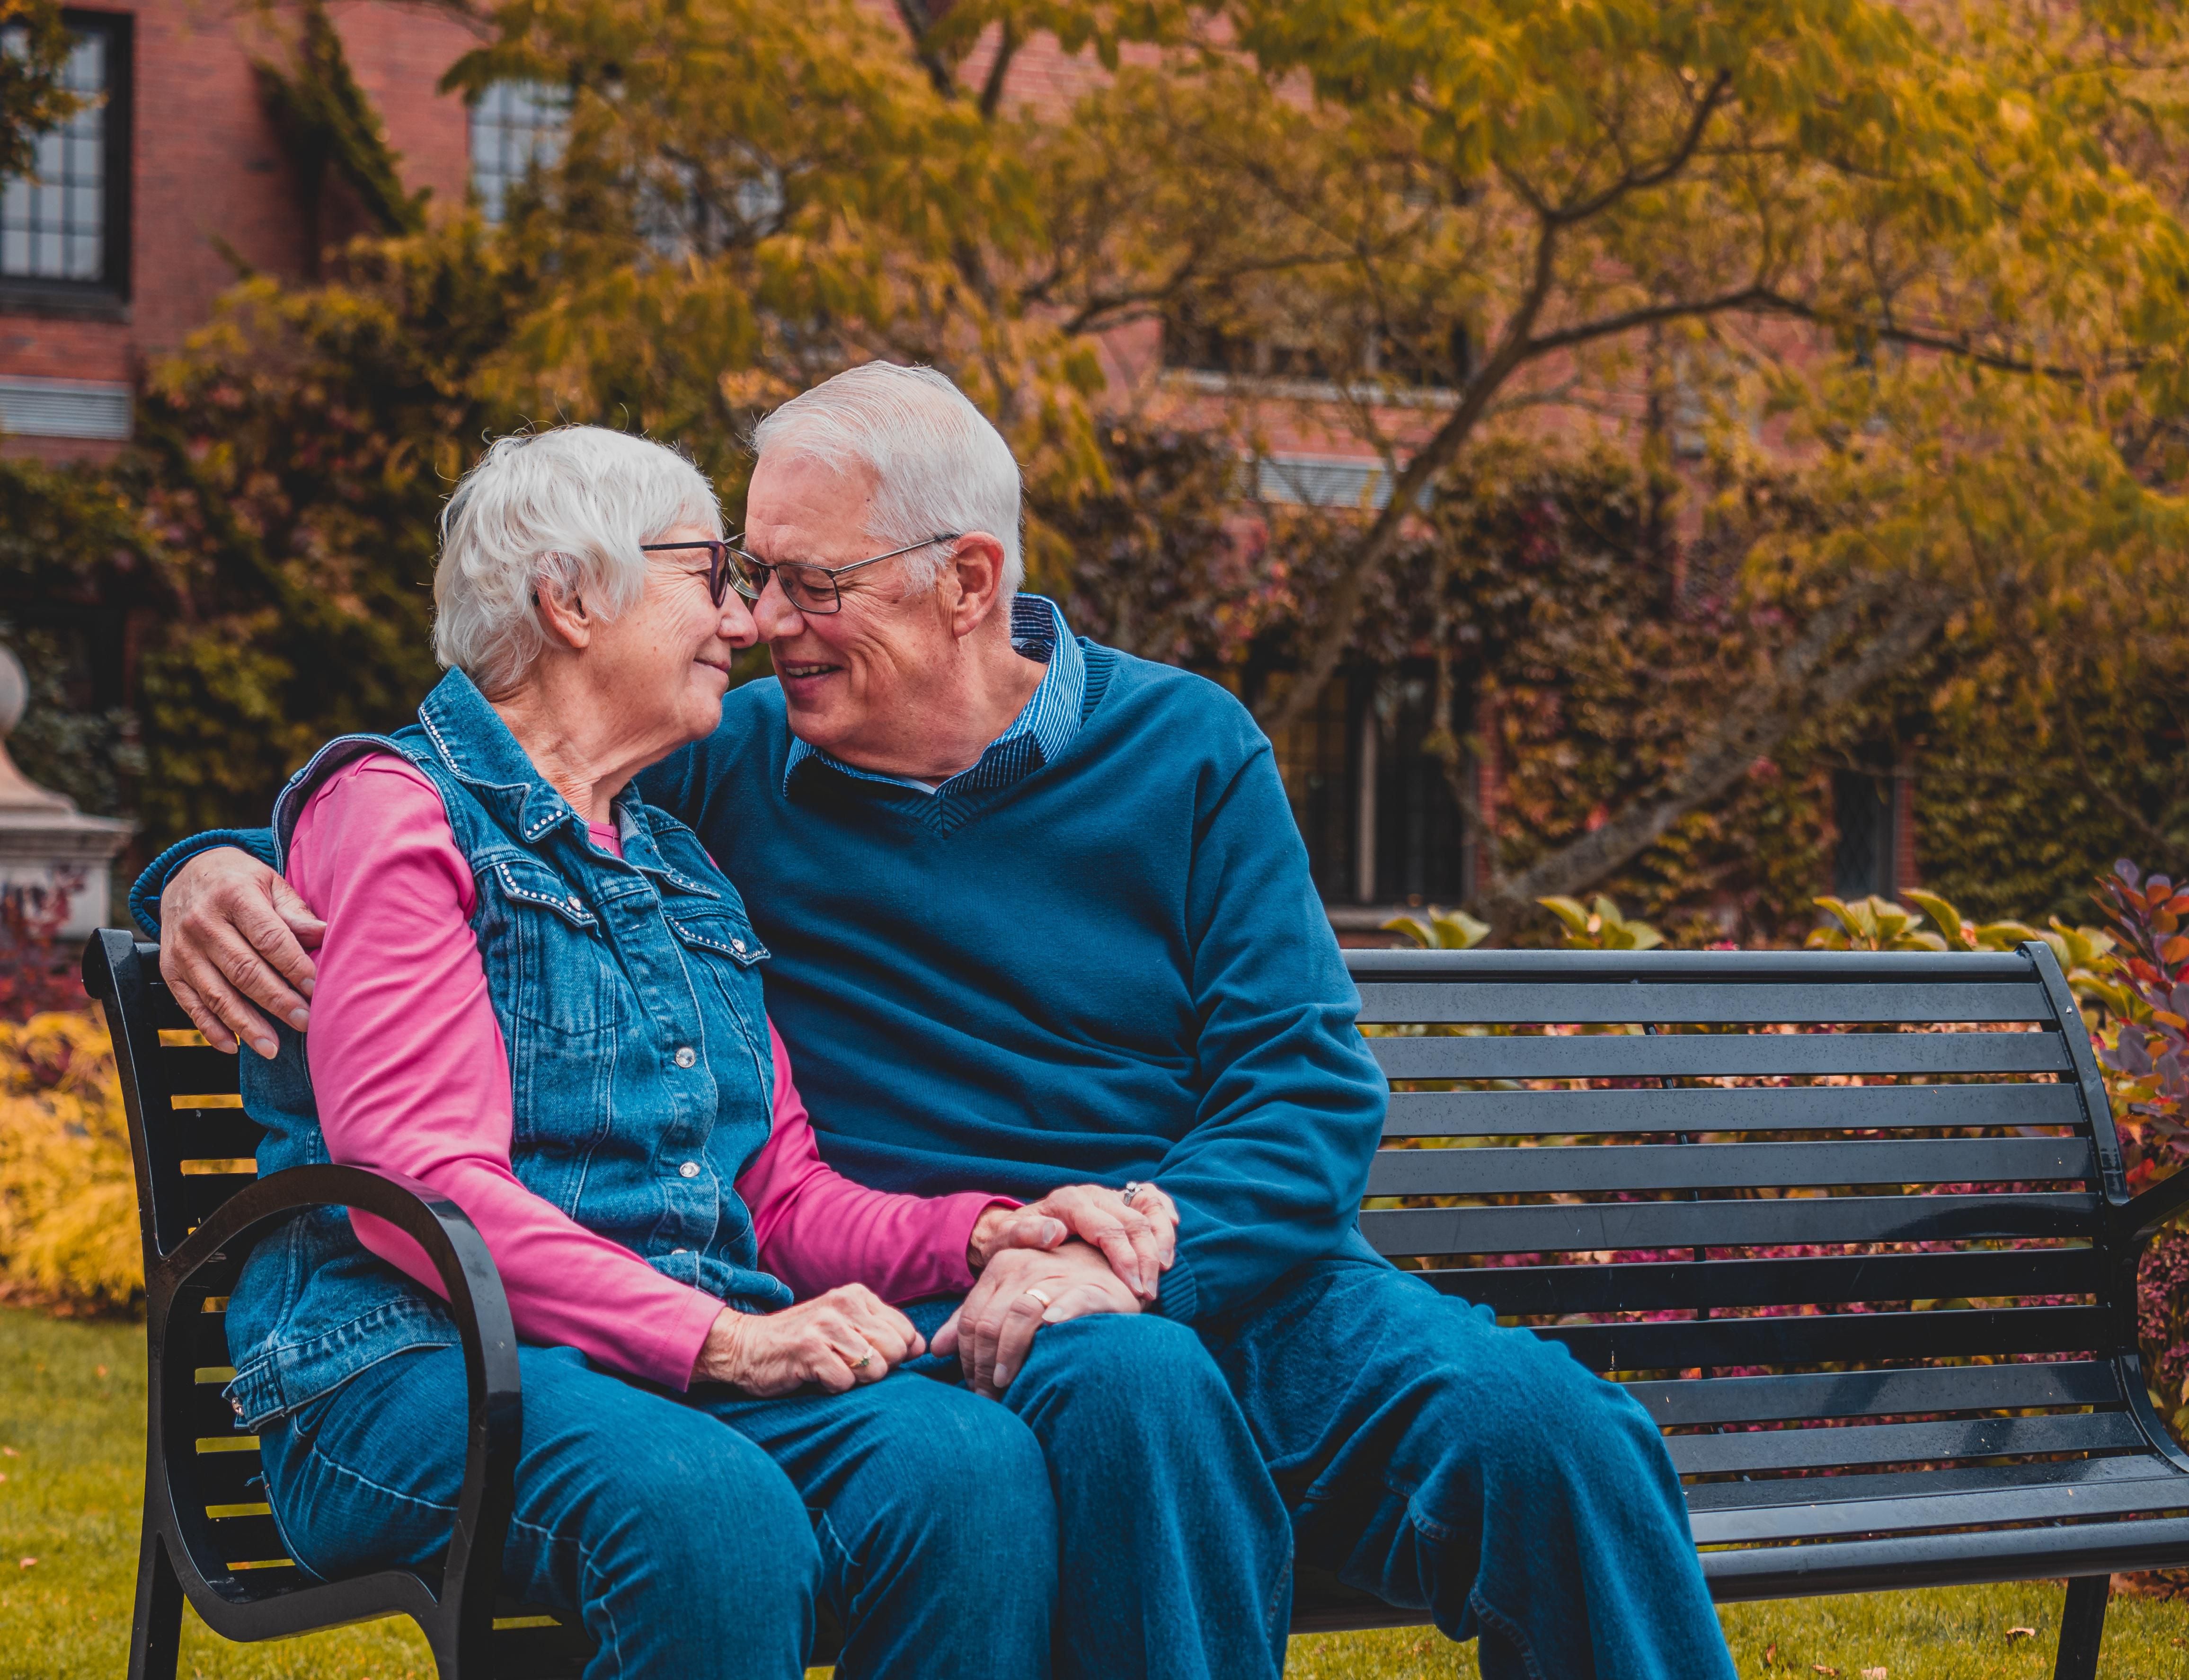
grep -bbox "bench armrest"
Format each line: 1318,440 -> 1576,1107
2114,1165 -> 2189,1250
149,1165 -> 518,1662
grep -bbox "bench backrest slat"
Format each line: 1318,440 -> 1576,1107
1366,1136 -> 2093,1197
1442,1246 -> 2106,1317
1623,1360 -> 2124,1424
1356,980 -> 2052,1025
1385,1081 -> 2087,1136
1372,1030 -> 2073,1080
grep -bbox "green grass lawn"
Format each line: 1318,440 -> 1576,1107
3,1306 -> 2186,1678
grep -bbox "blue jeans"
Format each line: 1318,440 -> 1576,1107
255,1343 -> 1056,1679
907,1256 -> 1733,1680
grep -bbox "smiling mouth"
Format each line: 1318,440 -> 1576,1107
779,662 -> 842,681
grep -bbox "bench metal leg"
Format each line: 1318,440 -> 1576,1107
127,1522 -> 184,1680
2054,1574 -> 2110,1680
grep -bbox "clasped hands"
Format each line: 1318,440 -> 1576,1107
694,1182 -> 1177,1399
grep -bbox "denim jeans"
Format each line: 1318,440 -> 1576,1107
908,1256 -> 1733,1680
255,1342 -> 1056,1679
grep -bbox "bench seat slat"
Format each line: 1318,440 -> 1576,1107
1427,1248 -> 2106,1317
1666,1410 -> 2145,1477
1542,1306 -> 2111,1372
1362,1191 -> 2099,1256
1367,1137 -> 2092,1198
1700,1512 -> 2189,1600
1372,1032 -> 2072,1081
1356,981 -> 2052,1026
1685,1450 -> 2160,1511
1692,1468 -> 2189,1547
1384,1083 -> 2085,1137
1346,950 -> 2041,982
1625,1360 -> 2121,1425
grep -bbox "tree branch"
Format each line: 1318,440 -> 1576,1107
1472,578 -> 1947,928
1252,220 -> 1562,738
1546,71 -> 1732,227
978,17 -> 1019,121
892,0 -> 959,101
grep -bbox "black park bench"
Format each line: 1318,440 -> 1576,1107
87,929 -> 2189,1679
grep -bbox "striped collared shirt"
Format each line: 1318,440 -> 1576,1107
782,594 -> 1086,798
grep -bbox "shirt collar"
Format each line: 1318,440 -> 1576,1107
783,594 -> 1086,797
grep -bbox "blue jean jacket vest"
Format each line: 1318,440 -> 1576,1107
224,669 -> 792,1430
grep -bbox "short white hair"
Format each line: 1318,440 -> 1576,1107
750,363 -> 1023,594
433,427 -> 722,696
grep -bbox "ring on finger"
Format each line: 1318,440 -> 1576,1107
842,1347 -> 873,1371
1122,1181 -> 1147,1206
1023,1287 -> 1054,1309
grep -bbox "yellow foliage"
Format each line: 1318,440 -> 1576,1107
0,1009 -> 142,1310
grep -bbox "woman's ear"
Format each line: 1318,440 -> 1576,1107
534,582 -> 594,651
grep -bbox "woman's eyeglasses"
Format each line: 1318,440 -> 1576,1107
640,533 -> 961,616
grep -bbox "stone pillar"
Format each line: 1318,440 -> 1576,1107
0,647 -> 133,939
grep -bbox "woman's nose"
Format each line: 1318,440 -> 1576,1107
718,592 -> 762,648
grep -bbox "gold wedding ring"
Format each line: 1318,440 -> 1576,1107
1023,1288 -> 1055,1309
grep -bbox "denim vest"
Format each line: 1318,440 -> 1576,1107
225,669 -> 792,1430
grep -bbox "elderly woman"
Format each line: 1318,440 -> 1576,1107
222,427 -> 1173,1680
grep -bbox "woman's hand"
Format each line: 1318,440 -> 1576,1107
691,1285 -> 925,1396
968,1182 -> 1179,1302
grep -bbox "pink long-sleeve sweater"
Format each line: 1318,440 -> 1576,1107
286,753 -> 1006,1389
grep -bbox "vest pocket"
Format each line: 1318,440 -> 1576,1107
664,910 -> 768,966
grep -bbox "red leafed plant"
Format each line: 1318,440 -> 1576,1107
2093,859 -> 2189,1189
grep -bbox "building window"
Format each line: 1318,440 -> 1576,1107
1163,294 -> 1471,398
0,12 -> 130,307
470,80 -> 569,224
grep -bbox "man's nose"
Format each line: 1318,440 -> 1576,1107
752,575 -> 804,640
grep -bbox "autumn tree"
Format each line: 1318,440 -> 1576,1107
939,0 -> 2189,925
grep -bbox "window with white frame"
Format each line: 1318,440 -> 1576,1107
1,13 -> 130,299
470,80 -> 569,224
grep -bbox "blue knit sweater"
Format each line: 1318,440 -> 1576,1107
633,639 -> 1390,1324
134,637 -> 1391,1326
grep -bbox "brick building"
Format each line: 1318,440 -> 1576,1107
0,3 -> 1914,923
0,0 -> 480,460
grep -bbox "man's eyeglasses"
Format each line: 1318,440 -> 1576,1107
640,533 -> 961,616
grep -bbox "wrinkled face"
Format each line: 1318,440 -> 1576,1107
743,451 -> 957,762
584,520 -> 757,760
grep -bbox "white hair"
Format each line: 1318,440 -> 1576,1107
432,426 -> 723,696
750,363 -> 1023,595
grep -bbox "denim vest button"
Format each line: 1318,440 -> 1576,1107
671,1247 -> 688,1256
731,938 -> 746,954
674,1046 -> 697,1069
679,1160 -> 701,1178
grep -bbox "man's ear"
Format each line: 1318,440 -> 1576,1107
535,583 -> 594,651
941,532 -> 1010,640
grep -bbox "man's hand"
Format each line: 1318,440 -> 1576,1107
159,847 -> 326,1059
968,1183 -> 1179,1300
932,1242 -> 1140,1398
691,1286 -> 925,1396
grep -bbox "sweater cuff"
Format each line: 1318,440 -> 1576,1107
131,828 -> 281,937
646,1287 -> 734,1392
1146,1250 -> 1200,1325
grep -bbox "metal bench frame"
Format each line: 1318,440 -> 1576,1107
90,929 -> 2189,1676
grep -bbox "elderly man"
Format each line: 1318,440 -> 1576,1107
140,363 -> 1733,1680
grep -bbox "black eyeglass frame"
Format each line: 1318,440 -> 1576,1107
640,533 -> 961,616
